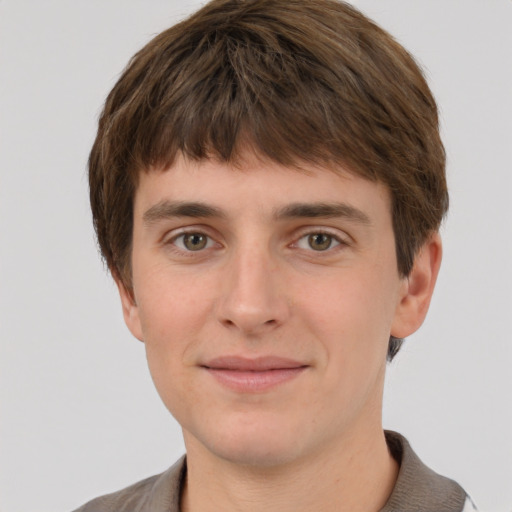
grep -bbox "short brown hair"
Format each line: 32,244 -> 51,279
89,0 -> 448,360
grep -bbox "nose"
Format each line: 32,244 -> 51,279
216,245 -> 290,336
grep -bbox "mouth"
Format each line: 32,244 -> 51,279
201,356 -> 309,393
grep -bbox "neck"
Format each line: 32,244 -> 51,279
180,425 -> 398,512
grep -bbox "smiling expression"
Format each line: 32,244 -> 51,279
118,152 -> 425,468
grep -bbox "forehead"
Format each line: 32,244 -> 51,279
135,153 -> 391,222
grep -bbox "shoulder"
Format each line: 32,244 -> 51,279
382,431 -> 477,512
72,456 -> 186,512
461,496 -> 479,512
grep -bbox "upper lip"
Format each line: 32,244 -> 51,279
202,356 -> 308,371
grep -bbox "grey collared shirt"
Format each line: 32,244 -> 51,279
73,431 -> 476,512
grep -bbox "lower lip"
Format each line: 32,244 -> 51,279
204,367 -> 307,393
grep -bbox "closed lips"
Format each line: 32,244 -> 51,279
202,356 -> 308,371
202,356 -> 309,392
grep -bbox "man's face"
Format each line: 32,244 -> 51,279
120,153 -> 412,467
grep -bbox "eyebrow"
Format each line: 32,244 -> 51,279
274,202 -> 372,224
142,200 -> 371,226
143,201 -> 226,225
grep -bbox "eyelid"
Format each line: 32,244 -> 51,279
162,224 -> 215,241
161,224 -> 350,252
173,233 -> 215,251
163,226 -> 222,252
291,227 -> 351,253
293,226 -> 351,243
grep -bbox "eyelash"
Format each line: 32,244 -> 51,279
293,230 -> 348,252
164,228 -> 349,255
166,230 -> 218,254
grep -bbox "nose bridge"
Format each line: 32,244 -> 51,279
217,237 -> 287,334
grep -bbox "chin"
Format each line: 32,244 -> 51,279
213,437 -> 303,469
186,414 -> 311,469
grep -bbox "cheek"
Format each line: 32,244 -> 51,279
135,274 -> 214,416
136,259 -> 209,326
135,267 -> 216,369
295,264 -> 399,362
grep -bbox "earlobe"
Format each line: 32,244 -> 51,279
391,233 -> 443,339
115,278 -> 144,342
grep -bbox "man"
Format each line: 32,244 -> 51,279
75,0 -> 476,510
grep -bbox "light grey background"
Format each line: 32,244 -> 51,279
1,1 -> 511,511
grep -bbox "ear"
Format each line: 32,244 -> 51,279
391,233 -> 443,338
115,278 -> 144,342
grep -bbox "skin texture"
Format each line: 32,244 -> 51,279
117,152 -> 442,512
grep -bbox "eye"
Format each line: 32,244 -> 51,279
296,232 -> 342,251
173,232 -> 214,251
